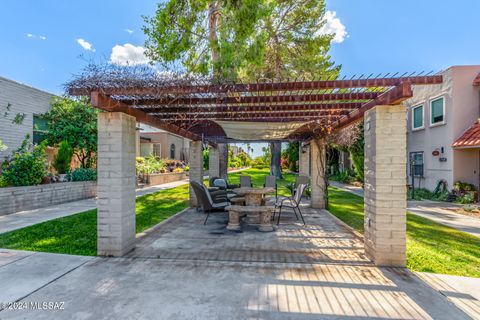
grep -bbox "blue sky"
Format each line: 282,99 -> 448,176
1,0 -> 479,157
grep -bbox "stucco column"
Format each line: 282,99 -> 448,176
299,143 -> 310,177
189,140 -> 204,207
310,138 -> 327,209
97,112 -> 136,257
208,145 -> 220,178
364,104 -> 407,267
218,143 -> 228,180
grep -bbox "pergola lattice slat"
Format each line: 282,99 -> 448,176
68,73 -> 442,142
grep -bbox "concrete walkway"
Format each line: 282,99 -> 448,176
330,181 -> 480,238
0,179 -> 189,234
1,205 -> 478,319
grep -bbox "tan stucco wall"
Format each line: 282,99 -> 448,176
140,132 -> 190,160
453,148 -> 479,187
405,65 -> 480,190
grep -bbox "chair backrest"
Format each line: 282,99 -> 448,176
296,175 -> 309,187
293,183 -> 308,205
190,181 -> 213,210
213,179 -> 227,189
240,175 -> 252,188
208,176 -> 220,188
265,175 -> 276,188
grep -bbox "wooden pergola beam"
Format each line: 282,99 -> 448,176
90,92 -> 211,145
161,116 -> 343,123
69,75 -> 443,96
120,92 -> 380,106
331,82 -> 414,130
140,102 -> 361,114
150,110 -> 350,118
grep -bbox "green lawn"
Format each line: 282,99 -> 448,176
0,184 -> 189,256
1,168 -> 479,278
328,186 -> 480,278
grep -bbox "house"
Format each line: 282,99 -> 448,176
0,76 -> 54,160
138,124 -> 190,161
405,65 -> 480,190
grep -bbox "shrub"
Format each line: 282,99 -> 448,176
457,192 -> 475,204
172,167 -> 184,173
184,165 -> 190,172
53,141 -> 73,174
69,168 -> 97,181
1,136 -> 47,186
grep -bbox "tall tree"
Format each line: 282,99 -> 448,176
143,0 -> 269,80
144,0 -> 340,178
238,0 -> 340,178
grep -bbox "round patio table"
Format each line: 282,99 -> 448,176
232,187 -> 275,206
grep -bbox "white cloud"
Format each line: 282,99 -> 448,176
109,43 -> 150,66
124,29 -> 134,34
320,11 -> 348,44
76,38 -> 95,52
27,33 -> 47,40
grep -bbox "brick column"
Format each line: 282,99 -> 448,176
97,112 -> 136,257
310,138 -> 326,209
208,145 -> 220,178
364,104 -> 407,267
189,140 -> 204,207
218,143 -> 228,180
299,143 -> 310,177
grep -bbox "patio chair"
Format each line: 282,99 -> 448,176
290,175 -> 310,197
263,175 -> 277,200
190,181 -> 230,225
240,175 -> 253,188
208,176 -> 240,190
274,183 -> 308,225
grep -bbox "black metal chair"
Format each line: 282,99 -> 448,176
240,175 -> 253,188
190,181 -> 230,225
275,183 -> 308,225
208,176 -> 239,190
264,175 -> 277,200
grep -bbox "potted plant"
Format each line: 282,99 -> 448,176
52,141 -> 73,182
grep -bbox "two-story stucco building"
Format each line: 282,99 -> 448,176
405,65 -> 480,190
0,76 -> 54,160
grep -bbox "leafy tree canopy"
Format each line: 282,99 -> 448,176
42,97 -> 97,168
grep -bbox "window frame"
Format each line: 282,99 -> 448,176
411,104 -> 425,131
32,114 -> 48,145
429,95 -> 446,127
409,151 -> 424,177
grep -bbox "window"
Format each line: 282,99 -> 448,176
152,143 -> 161,157
430,97 -> 445,125
170,144 -> 175,159
409,152 -> 424,177
412,105 -> 424,130
33,115 -> 48,145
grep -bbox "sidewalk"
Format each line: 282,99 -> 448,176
0,179 -> 189,235
329,180 -> 480,238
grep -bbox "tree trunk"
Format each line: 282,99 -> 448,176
270,142 -> 282,179
208,1 -> 220,78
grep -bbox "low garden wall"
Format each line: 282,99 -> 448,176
0,181 -> 97,216
147,172 -> 188,186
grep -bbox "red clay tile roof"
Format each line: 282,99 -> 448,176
453,120 -> 480,148
474,73 -> 480,86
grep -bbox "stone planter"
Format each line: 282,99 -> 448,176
146,172 -> 188,186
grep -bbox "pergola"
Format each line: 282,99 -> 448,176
69,71 -> 442,266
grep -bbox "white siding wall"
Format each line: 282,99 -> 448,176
0,77 -> 54,159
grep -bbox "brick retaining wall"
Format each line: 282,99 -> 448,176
0,181 -> 97,216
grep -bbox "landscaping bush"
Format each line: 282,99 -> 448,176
1,136 -> 47,186
329,169 -> 355,184
69,168 -> 97,181
52,140 -> 73,174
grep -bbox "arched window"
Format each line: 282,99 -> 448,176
170,144 -> 175,159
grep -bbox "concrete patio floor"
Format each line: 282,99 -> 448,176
0,206 -> 478,319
